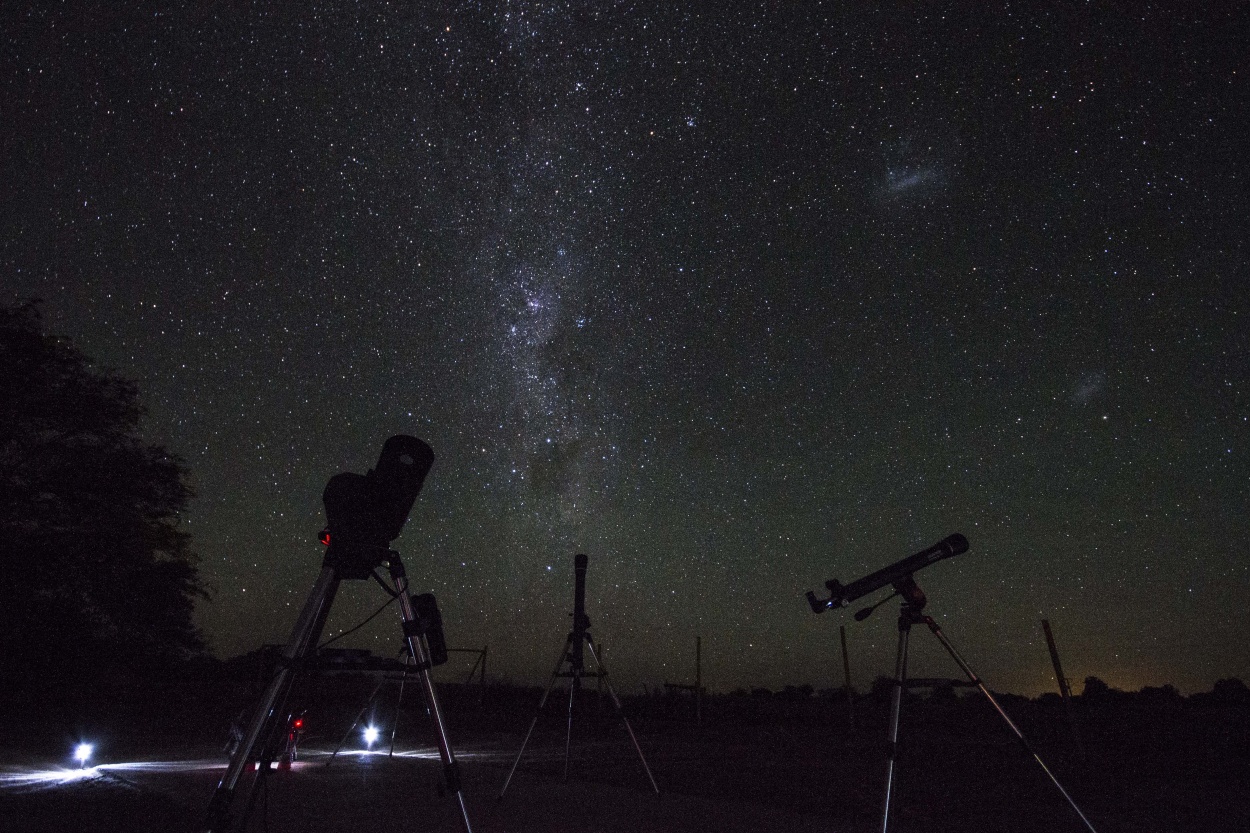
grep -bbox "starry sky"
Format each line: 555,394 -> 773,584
4,2 -> 1246,697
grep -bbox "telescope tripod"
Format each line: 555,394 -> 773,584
878,578 -> 1097,833
500,627 -> 660,797
204,550 -> 472,833
324,649 -> 423,765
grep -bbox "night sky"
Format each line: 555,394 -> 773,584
4,2 -> 1246,697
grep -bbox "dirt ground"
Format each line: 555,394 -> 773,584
2,712 -> 1248,833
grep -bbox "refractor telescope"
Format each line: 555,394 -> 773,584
570,553 -> 590,670
802,532 -> 1102,832
806,533 -> 968,613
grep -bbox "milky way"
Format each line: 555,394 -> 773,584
3,2 -> 1246,695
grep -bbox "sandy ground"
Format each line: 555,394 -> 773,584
1,736 -> 840,833
2,719 -> 1248,832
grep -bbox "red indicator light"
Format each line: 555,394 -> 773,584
319,528 -> 331,546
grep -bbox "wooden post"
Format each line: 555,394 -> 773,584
840,625 -> 855,732
663,638 -> 705,724
448,646 -> 489,702
1042,619 -> 1084,760
597,641 -> 605,705
695,636 -> 703,726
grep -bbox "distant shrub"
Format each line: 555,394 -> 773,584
1210,678 -> 1250,707
1036,691 -> 1063,707
1138,684 -> 1184,711
1081,676 -> 1111,700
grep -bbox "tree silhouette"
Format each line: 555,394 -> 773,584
1080,676 -> 1111,700
0,301 -> 208,707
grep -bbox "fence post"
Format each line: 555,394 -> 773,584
840,625 -> 855,732
1042,619 -> 1084,760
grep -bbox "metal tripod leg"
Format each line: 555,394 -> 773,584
206,564 -> 341,833
389,652 -> 414,757
563,663 -> 578,783
387,555 -> 473,833
500,636 -> 572,797
922,616 -> 1099,833
881,609 -> 913,833
585,638 -> 660,795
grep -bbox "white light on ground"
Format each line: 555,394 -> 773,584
74,744 -> 93,767
0,759 -> 228,791
363,726 -> 380,747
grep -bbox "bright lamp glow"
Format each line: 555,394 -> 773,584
363,725 -> 379,747
74,743 -> 93,766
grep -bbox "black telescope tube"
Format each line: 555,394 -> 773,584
571,554 -> 589,668
573,553 -> 588,623
321,435 -> 436,578
815,533 -> 968,610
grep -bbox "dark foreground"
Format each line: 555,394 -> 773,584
2,685 -> 1248,832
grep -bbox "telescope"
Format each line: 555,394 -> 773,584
206,435 -> 473,833
321,435 -> 434,579
806,533 -> 968,613
500,552 -> 660,797
802,531 -> 1101,833
570,553 -> 590,670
